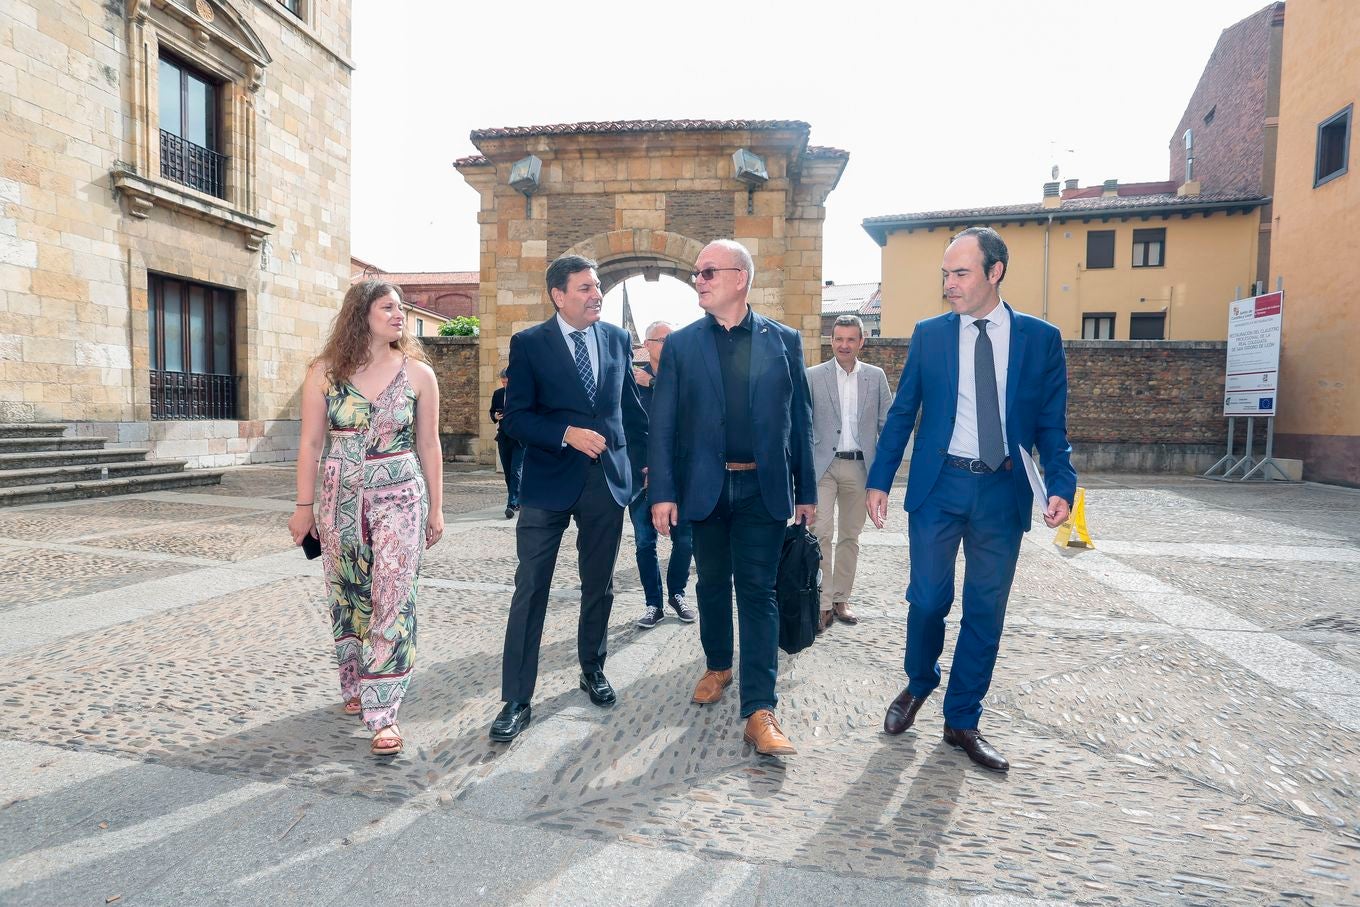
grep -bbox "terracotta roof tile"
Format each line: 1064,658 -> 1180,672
469,119 -> 811,141
862,191 -> 1268,244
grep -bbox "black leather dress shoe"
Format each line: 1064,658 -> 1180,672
489,701 -> 532,742
580,670 -> 616,706
883,688 -> 929,735
943,725 -> 1009,772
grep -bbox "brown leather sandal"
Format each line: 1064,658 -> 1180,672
371,724 -> 403,756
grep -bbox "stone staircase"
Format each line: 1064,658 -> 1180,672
0,423 -> 226,507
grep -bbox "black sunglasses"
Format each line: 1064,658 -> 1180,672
689,267 -> 745,283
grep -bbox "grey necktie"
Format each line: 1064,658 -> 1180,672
570,330 -> 596,406
974,320 -> 1005,471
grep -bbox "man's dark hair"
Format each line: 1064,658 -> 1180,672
953,226 -> 1009,286
546,254 -> 598,307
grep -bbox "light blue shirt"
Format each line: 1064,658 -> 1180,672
947,300 -> 1010,459
555,314 -> 600,384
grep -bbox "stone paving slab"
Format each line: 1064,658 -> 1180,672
0,466 -> 1358,905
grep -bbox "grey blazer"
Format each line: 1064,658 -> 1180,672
807,358 -> 895,481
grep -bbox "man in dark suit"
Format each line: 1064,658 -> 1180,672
490,254 -> 648,742
867,227 -> 1076,772
649,239 -> 816,757
489,368 -> 524,519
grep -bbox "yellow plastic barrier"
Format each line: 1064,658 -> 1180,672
1053,486 -> 1094,549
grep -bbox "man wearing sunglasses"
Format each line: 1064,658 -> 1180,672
648,239 -> 817,757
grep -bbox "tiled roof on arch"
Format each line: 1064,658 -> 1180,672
468,119 -> 811,141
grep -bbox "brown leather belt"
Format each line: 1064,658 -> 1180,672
725,461 -> 757,472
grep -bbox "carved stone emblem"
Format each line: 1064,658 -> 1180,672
194,0 -> 214,21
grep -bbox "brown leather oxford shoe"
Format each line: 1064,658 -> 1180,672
743,709 -> 796,756
832,602 -> 859,625
691,668 -> 733,704
883,687 -> 929,735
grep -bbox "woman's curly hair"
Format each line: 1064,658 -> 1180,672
314,280 -> 428,387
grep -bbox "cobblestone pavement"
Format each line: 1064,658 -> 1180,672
1,466 -> 1358,905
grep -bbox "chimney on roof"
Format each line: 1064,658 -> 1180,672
1042,181 -> 1061,209
1064,179 -> 1078,191
1102,179 -> 1119,198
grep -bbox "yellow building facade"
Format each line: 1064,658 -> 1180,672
867,185 -> 1265,341
1270,0 -> 1359,486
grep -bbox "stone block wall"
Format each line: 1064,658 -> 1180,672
421,336 -> 478,455
0,0 -> 352,467
816,337 -> 1229,471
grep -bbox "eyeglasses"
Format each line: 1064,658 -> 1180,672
689,267 -> 745,283
644,336 -> 666,344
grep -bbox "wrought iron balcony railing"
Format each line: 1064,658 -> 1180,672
159,129 -> 226,199
151,370 -> 237,421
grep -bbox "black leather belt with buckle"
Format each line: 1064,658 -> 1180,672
833,450 -> 864,460
943,454 -> 1012,474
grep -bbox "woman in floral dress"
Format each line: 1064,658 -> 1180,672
289,280 -> 444,757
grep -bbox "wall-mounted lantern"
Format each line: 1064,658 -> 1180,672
732,148 -> 768,214
508,154 -> 542,217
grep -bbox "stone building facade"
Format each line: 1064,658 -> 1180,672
454,119 -> 848,464
0,0 -> 353,466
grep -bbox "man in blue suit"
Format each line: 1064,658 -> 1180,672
867,227 -> 1076,772
490,254 -> 648,743
649,239 -> 816,757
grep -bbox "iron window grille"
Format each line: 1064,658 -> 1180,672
149,275 -> 238,420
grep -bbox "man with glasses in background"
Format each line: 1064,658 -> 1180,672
648,240 -> 816,757
630,320 -> 696,629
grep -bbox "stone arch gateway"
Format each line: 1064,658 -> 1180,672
454,119 -> 848,462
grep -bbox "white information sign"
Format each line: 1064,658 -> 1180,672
1223,291 -> 1282,416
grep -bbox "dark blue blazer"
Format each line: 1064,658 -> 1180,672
502,317 -> 647,510
648,310 -> 816,523
866,303 -> 1077,531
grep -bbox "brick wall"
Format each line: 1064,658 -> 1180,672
666,191 -> 735,246
547,195 -> 615,259
1168,3 -> 1281,193
818,338 -> 1228,448
420,336 -> 479,454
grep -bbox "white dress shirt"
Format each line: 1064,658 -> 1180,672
555,313 -> 600,383
835,359 -> 862,452
947,301 -> 1010,459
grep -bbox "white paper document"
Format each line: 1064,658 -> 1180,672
1018,447 -> 1047,505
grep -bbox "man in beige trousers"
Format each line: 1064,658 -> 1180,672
807,314 -> 894,632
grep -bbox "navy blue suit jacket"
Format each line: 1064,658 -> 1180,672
648,310 -> 816,523
502,317 -> 647,510
866,303 -> 1077,532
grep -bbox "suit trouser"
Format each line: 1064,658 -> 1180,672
690,470 -> 785,718
815,456 -> 868,609
904,463 -> 1022,729
495,433 -> 524,507
500,463 -> 623,703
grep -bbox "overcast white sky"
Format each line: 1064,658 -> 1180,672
350,0 -> 1276,328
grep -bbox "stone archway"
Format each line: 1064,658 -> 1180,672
455,119 -> 848,462
563,229 -> 705,297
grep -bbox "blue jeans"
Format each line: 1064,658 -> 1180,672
629,489 -> 693,606
689,470 -> 785,718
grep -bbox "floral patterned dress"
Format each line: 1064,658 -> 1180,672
319,361 -> 427,732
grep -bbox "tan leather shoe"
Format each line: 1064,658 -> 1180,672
691,669 -> 733,704
833,602 -> 859,625
818,610 -> 834,634
743,709 -> 796,756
